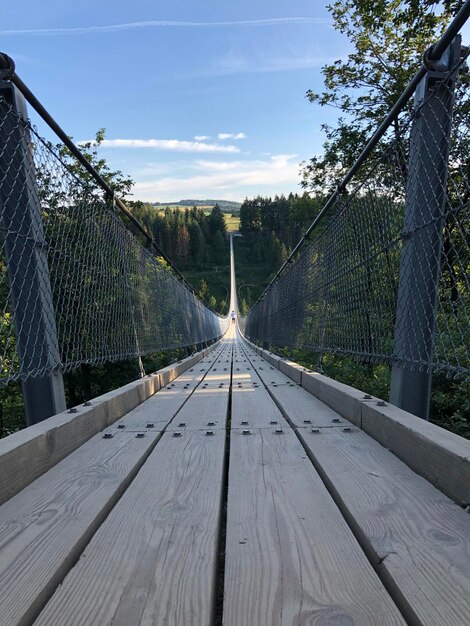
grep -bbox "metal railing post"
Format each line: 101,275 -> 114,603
0,82 -> 66,424
390,37 -> 460,419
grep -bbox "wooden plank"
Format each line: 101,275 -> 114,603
0,346 -> 221,625
297,427 -> 470,626
166,344 -> 232,431
119,349 -> 223,431
223,428 -> 405,625
361,401 -> 470,506
167,386 -> 230,430
239,343 -> 343,428
232,352 -> 289,429
0,343 -> 222,507
267,384 -> 347,428
36,428 -> 227,626
0,429 -> 161,626
301,370 -> 368,426
241,342 -> 290,385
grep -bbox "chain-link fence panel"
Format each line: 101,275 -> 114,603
245,45 -> 470,382
0,94 -> 227,386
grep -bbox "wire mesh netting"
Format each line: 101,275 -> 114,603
0,91 -> 227,385
245,46 -> 470,381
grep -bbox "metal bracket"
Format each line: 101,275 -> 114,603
0,53 -> 15,81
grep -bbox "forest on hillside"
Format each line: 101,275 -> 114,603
126,193 -> 323,316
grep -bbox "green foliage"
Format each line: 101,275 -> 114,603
233,237 -> 274,313
302,0 -> 458,190
56,129 -> 134,197
128,202 -> 229,278
240,193 -> 325,249
198,279 -> 209,302
208,204 -> 227,237
212,230 -> 226,264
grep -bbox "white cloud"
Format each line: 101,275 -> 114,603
194,135 -> 210,141
132,154 -> 300,202
218,132 -> 246,140
81,138 -> 239,154
184,49 -> 338,77
0,18 -> 331,36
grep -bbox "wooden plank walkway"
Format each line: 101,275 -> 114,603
0,320 -> 469,623
241,340 -> 470,626
0,345 -> 224,626
35,339 -> 233,626
225,343 -> 404,625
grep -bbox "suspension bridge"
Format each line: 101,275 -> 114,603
1,4 -> 470,625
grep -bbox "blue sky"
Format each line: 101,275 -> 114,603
3,2 -> 463,203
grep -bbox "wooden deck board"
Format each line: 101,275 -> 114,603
232,351 -> 289,429
36,425 -> 227,626
223,427 -> 405,625
115,347 -> 223,431
0,430 -> 161,626
296,427 -> 470,626
0,345 -> 224,626
239,344 -> 343,428
1,322 -> 467,625
167,345 -> 232,431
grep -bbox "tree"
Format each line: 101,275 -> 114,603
176,224 -> 190,264
240,197 -> 261,235
212,230 -> 227,264
301,0 -> 458,191
208,295 -> 217,310
198,279 -> 209,303
208,204 -> 226,237
59,128 -> 134,197
188,221 -> 205,265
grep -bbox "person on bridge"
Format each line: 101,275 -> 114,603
231,310 -> 236,323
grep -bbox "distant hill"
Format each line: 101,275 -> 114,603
152,199 -> 241,213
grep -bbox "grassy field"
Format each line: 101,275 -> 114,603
224,214 -> 240,231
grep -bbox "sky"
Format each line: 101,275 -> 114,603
0,1 -> 351,202
2,2 -> 468,203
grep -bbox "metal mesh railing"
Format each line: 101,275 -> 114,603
245,42 -> 470,383
0,95 -> 227,385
